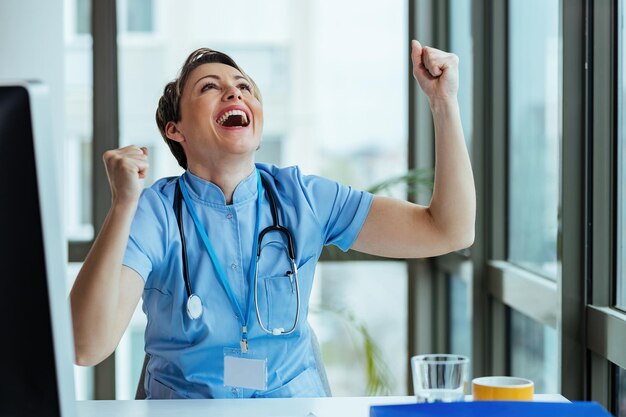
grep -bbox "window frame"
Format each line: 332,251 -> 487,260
480,0 -> 568,394
411,0 -> 625,407
79,0 -> 626,406
587,0 -> 626,410
417,0 -> 589,400
70,0 -> 119,399
80,0 -> 414,398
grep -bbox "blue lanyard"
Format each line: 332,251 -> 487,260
178,170 -> 262,351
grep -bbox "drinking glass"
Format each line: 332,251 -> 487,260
411,354 -> 469,403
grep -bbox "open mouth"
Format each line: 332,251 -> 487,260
216,109 -> 250,128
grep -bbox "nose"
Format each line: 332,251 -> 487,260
223,85 -> 243,101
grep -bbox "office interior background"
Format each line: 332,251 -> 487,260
1,0 -> 626,414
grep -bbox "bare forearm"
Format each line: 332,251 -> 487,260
352,42 -> 474,258
70,201 -> 137,364
428,98 -> 476,247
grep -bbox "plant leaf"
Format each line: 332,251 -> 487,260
366,168 -> 434,196
312,305 -> 394,396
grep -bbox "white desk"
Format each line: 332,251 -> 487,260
76,394 -> 567,417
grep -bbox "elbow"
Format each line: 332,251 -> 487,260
74,355 -> 96,367
74,352 -> 97,367
450,215 -> 475,251
75,351 -> 110,367
74,342 -> 112,367
427,207 -> 475,254
458,232 -> 475,250
448,229 -> 475,252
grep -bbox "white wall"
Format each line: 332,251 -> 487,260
0,0 -> 65,177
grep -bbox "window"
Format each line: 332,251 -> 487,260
66,0 -> 96,400
125,0 -> 153,33
617,366 -> 626,417
449,0 -> 473,152
447,274 -> 471,368
75,0 -> 90,35
446,0 -> 473,378
586,0 -> 626,411
618,0 -> 626,311
312,262 -> 407,395
113,0 -> 407,398
115,306 -> 147,398
68,263 -> 94,400
66,0 -> 94,241
68,0 -> 626,403
509,309 -> 558,393
507,0 -> 560,280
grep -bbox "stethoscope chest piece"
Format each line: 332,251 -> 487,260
177,173 -> 300,332
186,294 -> 203,320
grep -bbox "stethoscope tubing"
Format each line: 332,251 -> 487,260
175,172 -> 301,335
175,183 -> 192,297
254,256 -> 300,335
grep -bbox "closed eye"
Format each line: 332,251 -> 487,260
200,82 -> 219,92
238,83 -> 252,92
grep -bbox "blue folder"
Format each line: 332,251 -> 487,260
369,401 -> 614,417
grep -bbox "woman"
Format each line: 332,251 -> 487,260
70,40 -> 475,398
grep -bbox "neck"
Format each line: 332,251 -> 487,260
187,157 -> 255,204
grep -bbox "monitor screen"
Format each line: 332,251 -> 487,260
0,82 -> 76,417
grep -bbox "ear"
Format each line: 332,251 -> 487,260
165,121 -> 185,143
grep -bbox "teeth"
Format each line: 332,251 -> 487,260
216,109 -> 249,126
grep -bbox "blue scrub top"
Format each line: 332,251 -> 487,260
123,163 -> 373,399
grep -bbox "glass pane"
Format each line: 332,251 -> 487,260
115,0 -> 407,398
618,0 -> 626,310
447,274 -> 472,377
449,0 -> 473,153
312,262 -> 407,396
117,1 -> 407,187
76,0 -> 90,35
284,1 -> 408,194
115,305 -> 147,399
509,309 -> 558,393
617,366 -> 626,417
68,263 -> 94,400
65,0 -> 94,241
507,0 -> 560,279
126,0 -> 153,33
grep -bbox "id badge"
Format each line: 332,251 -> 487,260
223,347 -> 267,390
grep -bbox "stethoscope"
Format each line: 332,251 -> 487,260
174,173 -> 301,336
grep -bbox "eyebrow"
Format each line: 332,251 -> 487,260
193,74 -> 248,88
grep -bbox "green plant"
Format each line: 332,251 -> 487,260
314,167 -> 435,396
366,168 -> 434,196
312,304 -> 394,396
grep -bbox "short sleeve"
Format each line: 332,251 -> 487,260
122,187 -> 169,281
298,170 -> 374,251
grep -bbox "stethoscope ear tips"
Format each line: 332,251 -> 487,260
187,294 -> 203,320
272,328 -> 285,336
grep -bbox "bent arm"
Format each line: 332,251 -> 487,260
70,204 -> 144,366
351,101 -> 474,258
427,98 -> 475,248
70,146 -> 148,366
351,42 -> 475,258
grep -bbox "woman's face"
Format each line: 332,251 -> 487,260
172,63 -> 263,164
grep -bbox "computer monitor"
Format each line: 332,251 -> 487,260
0,82 -> 76,417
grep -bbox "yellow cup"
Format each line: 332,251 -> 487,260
472,376 -> 534,401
